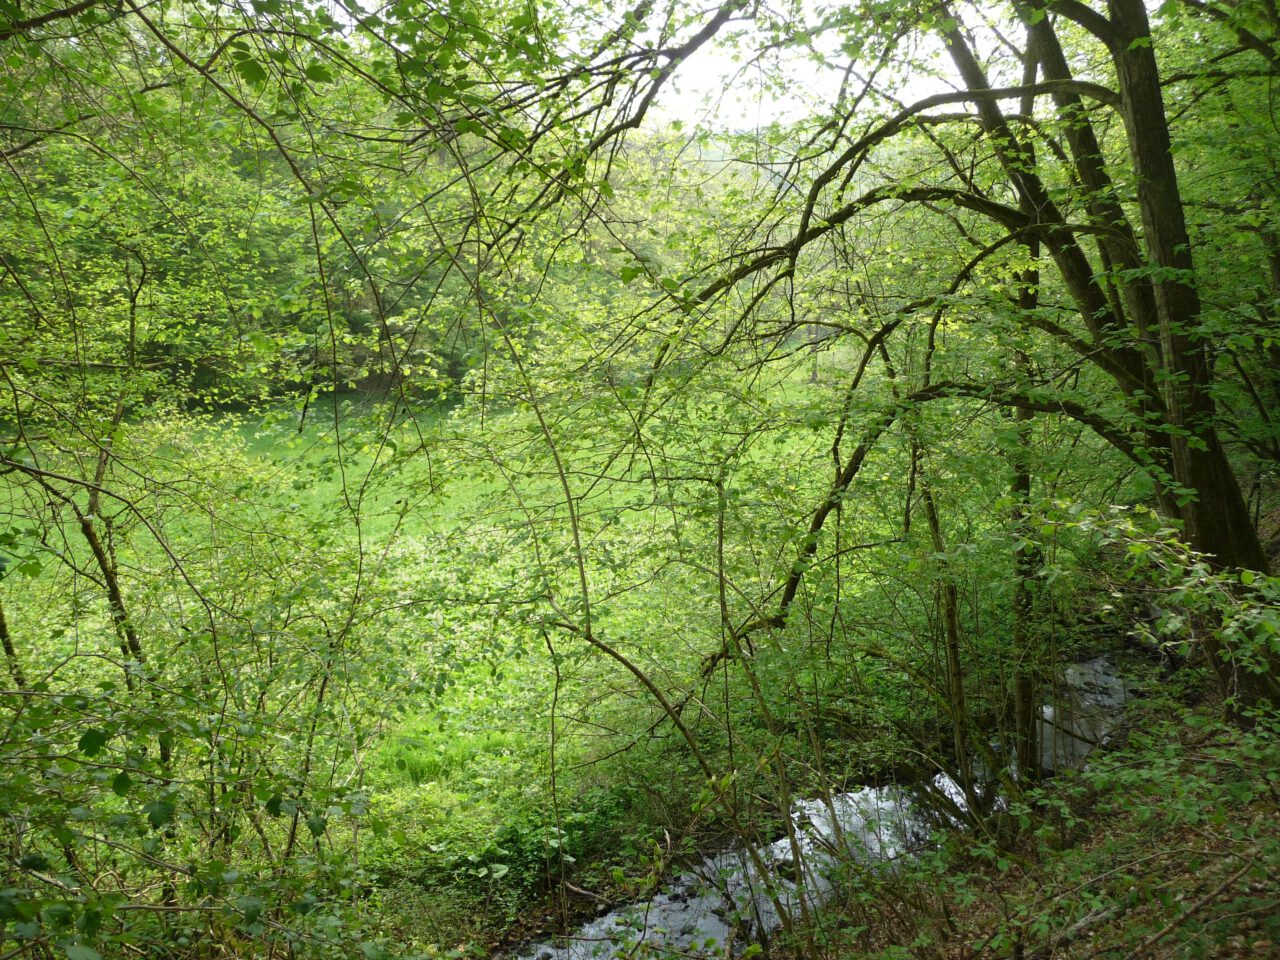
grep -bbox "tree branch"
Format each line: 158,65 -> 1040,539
0,0 -> 100,40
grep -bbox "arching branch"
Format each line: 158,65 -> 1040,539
727,380 -> 1144,651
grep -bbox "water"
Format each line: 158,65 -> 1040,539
1039,656 -> 1132,772
516,656 -> 1133,959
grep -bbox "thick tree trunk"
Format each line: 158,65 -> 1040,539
944,2 -> 1278,708
1011,150 -> 1043,779
1107,0 -> 1279,709
1108,0 -> 1268,575
943,11 -> 1183,525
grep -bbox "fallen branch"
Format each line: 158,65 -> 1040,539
1119,856 -> 1257,960
561,880 -> 610,904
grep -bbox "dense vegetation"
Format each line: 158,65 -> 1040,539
1,0 -> 1279,957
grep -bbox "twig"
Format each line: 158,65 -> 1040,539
1119,857 -> 1256,960
561,880 -> 610,904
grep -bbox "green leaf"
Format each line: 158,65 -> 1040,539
78,729 -> 109,757
144,799 -> 175,830
234,59 -> 268,85
111,771 -> 133,797
237,895 -> 264,923
61,945 -> 101,960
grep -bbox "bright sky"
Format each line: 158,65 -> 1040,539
646,20 -> 955,132
652,42 -> 844,130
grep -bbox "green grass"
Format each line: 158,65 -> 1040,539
379,718 -> 522,787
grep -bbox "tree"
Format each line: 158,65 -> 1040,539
527,0 -> 1280,706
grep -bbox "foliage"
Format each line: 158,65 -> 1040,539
2,0 -> 1279,955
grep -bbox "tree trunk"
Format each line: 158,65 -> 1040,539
1108,0 -> 1268,574
921,475 -> 979,812
0,597 -> 25,688
1107,0 -> 1278,709
1010,401 -> 1042,780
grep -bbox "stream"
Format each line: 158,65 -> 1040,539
516,656 -> 1133,960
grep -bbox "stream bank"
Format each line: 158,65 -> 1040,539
514,656 -> 1134,959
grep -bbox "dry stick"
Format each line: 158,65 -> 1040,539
1118,857 -> 1257,960
1032,904 -> 1125,958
